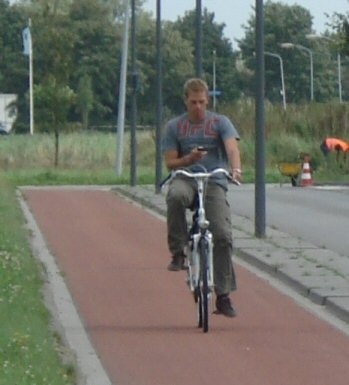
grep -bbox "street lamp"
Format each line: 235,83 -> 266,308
116,0 -> 130,176
130,0 -> 137,186
337,52 -> 342,103
195,0 -> 202,77
155,0 -> 163,193
264,51 -> 286,110
306,34 -> 342,103
212,49 -> 216,111
281,42 -> 314,101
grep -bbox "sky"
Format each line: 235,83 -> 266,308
143,0 -> 349,46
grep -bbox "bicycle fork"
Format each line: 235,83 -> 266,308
187,231 -> 214,293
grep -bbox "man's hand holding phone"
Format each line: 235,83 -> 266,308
197,146 -> 210,152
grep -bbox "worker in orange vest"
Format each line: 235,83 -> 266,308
320,137 -> 349,162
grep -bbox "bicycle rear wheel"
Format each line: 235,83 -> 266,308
198,237 -> 209,333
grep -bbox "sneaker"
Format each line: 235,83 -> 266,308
215,294 -> 237,318
167,254 -> 187,271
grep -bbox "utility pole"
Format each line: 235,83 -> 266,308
155,0 -> 163,193
195,0 -> 202,78
255,0 -> 266,238
130,0 -> 137,186
115,0 -> 129,176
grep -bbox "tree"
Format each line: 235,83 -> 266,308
69,0 -> 121,123
173,8 -> 240,105
134,14 -> 194,121
19,0 -> 121,126
34,76 -> 75,166
325,9 -> 349,101
161,23 -> 195,115
13,0 -> 77,137
326,10 -> 349,56
14,0 -> 78,162
33,14 -> 75,84
76,73 -> 93,130
0,0 -> 27,91
0,0 -> 29,131
237,1 -> 336,104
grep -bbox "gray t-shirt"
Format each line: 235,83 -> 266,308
162,110 -> 240,187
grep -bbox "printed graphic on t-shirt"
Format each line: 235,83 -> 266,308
176,118 -> 218,139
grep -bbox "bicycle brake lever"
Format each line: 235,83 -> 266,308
227,173 -> 241,186
231,179 -> 241,186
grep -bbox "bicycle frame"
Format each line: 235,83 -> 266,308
187,175 -> 214,294
162,167 -> 232,332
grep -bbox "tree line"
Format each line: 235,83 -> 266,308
1,0 -> 349,134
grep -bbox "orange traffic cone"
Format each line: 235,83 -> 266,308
300,154 -> 313,187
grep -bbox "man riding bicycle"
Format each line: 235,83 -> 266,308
162,78 -> 242,318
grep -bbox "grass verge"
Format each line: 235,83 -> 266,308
0,174 -> 76,385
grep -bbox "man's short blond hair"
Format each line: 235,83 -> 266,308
183,78 -> 209,98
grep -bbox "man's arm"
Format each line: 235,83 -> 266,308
164,149 -> 206,170
224,137 -> 242,182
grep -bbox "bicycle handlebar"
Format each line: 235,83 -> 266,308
160,168 -> 240,188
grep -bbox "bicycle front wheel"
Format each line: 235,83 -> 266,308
196,286 -> 203,328
198,237 -> 209,333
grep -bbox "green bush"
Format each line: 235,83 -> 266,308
1,100 -> 349,183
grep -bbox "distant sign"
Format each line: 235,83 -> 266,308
209,90 -> 222,97
0,94 -> 17,133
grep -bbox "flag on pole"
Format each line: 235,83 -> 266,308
22,26 -> 32,56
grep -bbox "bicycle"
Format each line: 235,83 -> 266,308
161,167 -> 239,332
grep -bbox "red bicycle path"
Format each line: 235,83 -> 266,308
23,188 -> 349,385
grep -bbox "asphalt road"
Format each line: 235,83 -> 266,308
23,187 -> 349,385
227,184 -> 349,256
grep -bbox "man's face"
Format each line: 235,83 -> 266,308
184,90 -> 208,122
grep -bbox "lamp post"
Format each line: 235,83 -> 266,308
255,0 -> 265,238
212,49 -> 216,111
155,0 -> 163,193
264,51 -> 286,110
195,0 -> 202,77
306,34 -> 342,103
281,42 -> 314,101
130,0 -> 137,186
337,51 -> 342,103
116,0 -> 129,176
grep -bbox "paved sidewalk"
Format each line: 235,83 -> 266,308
114,185 -> 349,325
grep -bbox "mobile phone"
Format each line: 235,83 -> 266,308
197,146 -> 210,151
